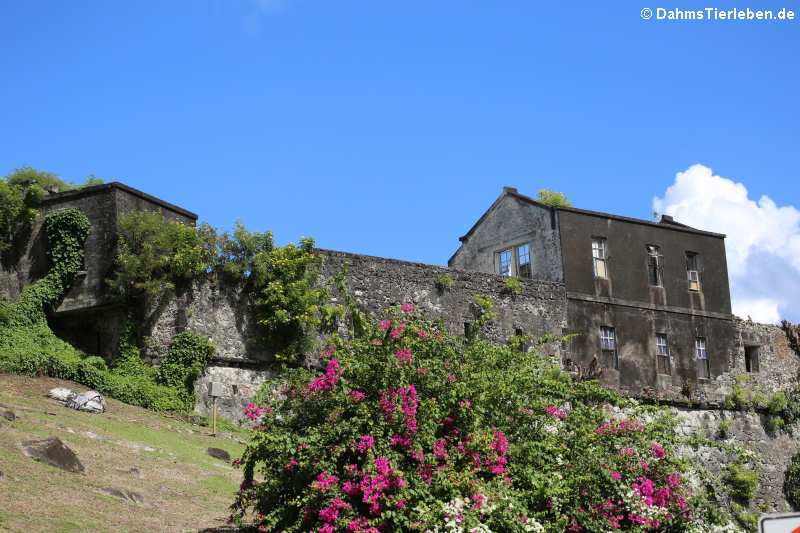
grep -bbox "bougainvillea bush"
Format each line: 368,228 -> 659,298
230,303 -> 739,532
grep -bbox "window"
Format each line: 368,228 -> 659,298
517,244 -> 531,279
647,245 -> 663,286
686,252 -> 701,291
745,346 -> 760,373
696,337 -> 709,379
499,249 -> 512,277
600,326 -> 617,369
497,244 -> 532,278
592,238 -> 607,278
656,334 -> 670,375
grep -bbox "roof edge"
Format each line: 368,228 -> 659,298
507,190 -> 726,239
40,181 -> 199,221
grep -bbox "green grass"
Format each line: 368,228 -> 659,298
0,373 -> 246,532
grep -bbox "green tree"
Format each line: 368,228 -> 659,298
5,165 -> 104,192
108,211 -> 209,299
0,178 -> 39,252
536,189 -> 572,207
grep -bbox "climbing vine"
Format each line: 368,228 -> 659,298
3,208 -> 90,327
0,208 -> 214,412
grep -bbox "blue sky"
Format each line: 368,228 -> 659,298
2,1 -> 799,322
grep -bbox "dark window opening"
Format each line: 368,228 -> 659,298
600,326 -> 617,369
517,244 -> 531,279
696,337 -> 710,379
592,238 -> 607,278
464,322 -> 472,338
686,252 -> 701,291
745,346 -> 760,373
656,334 -> 670,375
647,245 -> 663,286
498,249 -> 512,277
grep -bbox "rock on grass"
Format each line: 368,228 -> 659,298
21,437 -> 84,473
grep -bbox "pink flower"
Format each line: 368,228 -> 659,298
342,481 -> 361,495
285,458 -> 299,470
348,390 -> 366,403
417,328 -> 429,338
459,399 -> 471,409
447,375 -> 456,382
307,359 -> 342,394
319,505 -> 339,523
545,405 -> 566,419
395,348 -> 412,364
243,403 -> 263,420
390,434 -> 412,449
378,320 -> 391,330
433,439 -> 448,459
610,471 -> 622,481
652,443 -> 666,458
313,471 -> 339,491
390,328 -> 403,339
401,302 -> 414,314
356,435 -> 375,454
395,499 -> 407,508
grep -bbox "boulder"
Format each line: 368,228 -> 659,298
98,487 -> 149,506
119,467 -> 144,479
65,391 -> 106,414
207,447 -> 231,462
21,437 -> 84,473
48,387 -> 75,402
1,409 -> 15,421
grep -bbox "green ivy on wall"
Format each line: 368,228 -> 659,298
0,208 -> 215,412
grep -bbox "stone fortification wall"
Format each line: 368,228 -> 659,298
138,249 -> 569,422
0,182 -> 196,313
317,249 -> 568,352
674,407 -> 797,513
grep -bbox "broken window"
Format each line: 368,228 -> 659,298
745,346 -> 760,373
696,337 -> 710,379
517,244 -> 531,279
600,326 -> 617,369
656,334 -> 670,375
592,238 -> 607,278
686,252 -> 701,291
498,249 -> 512,277
647,245 -> 663,286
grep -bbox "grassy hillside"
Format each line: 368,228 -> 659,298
0,373 -> 246,533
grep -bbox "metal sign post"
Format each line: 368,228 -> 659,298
760,513 -> 800,532
207,382 -> 224,436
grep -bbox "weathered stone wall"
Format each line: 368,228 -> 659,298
140,249 -> 568,422
448,189 -> 564,283
0,182 -> 197,315
318,249 -> 567,352
674,407 -> 797,513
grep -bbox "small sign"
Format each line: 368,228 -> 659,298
208,382 -> 224,398
760,513 -> 800,533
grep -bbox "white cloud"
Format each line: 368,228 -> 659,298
653,164 -> 800,324
731,298 -> 781,324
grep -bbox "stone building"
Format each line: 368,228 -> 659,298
0,182 -> 197,357
448,186 -> 771,398
2,181 -> 795,409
